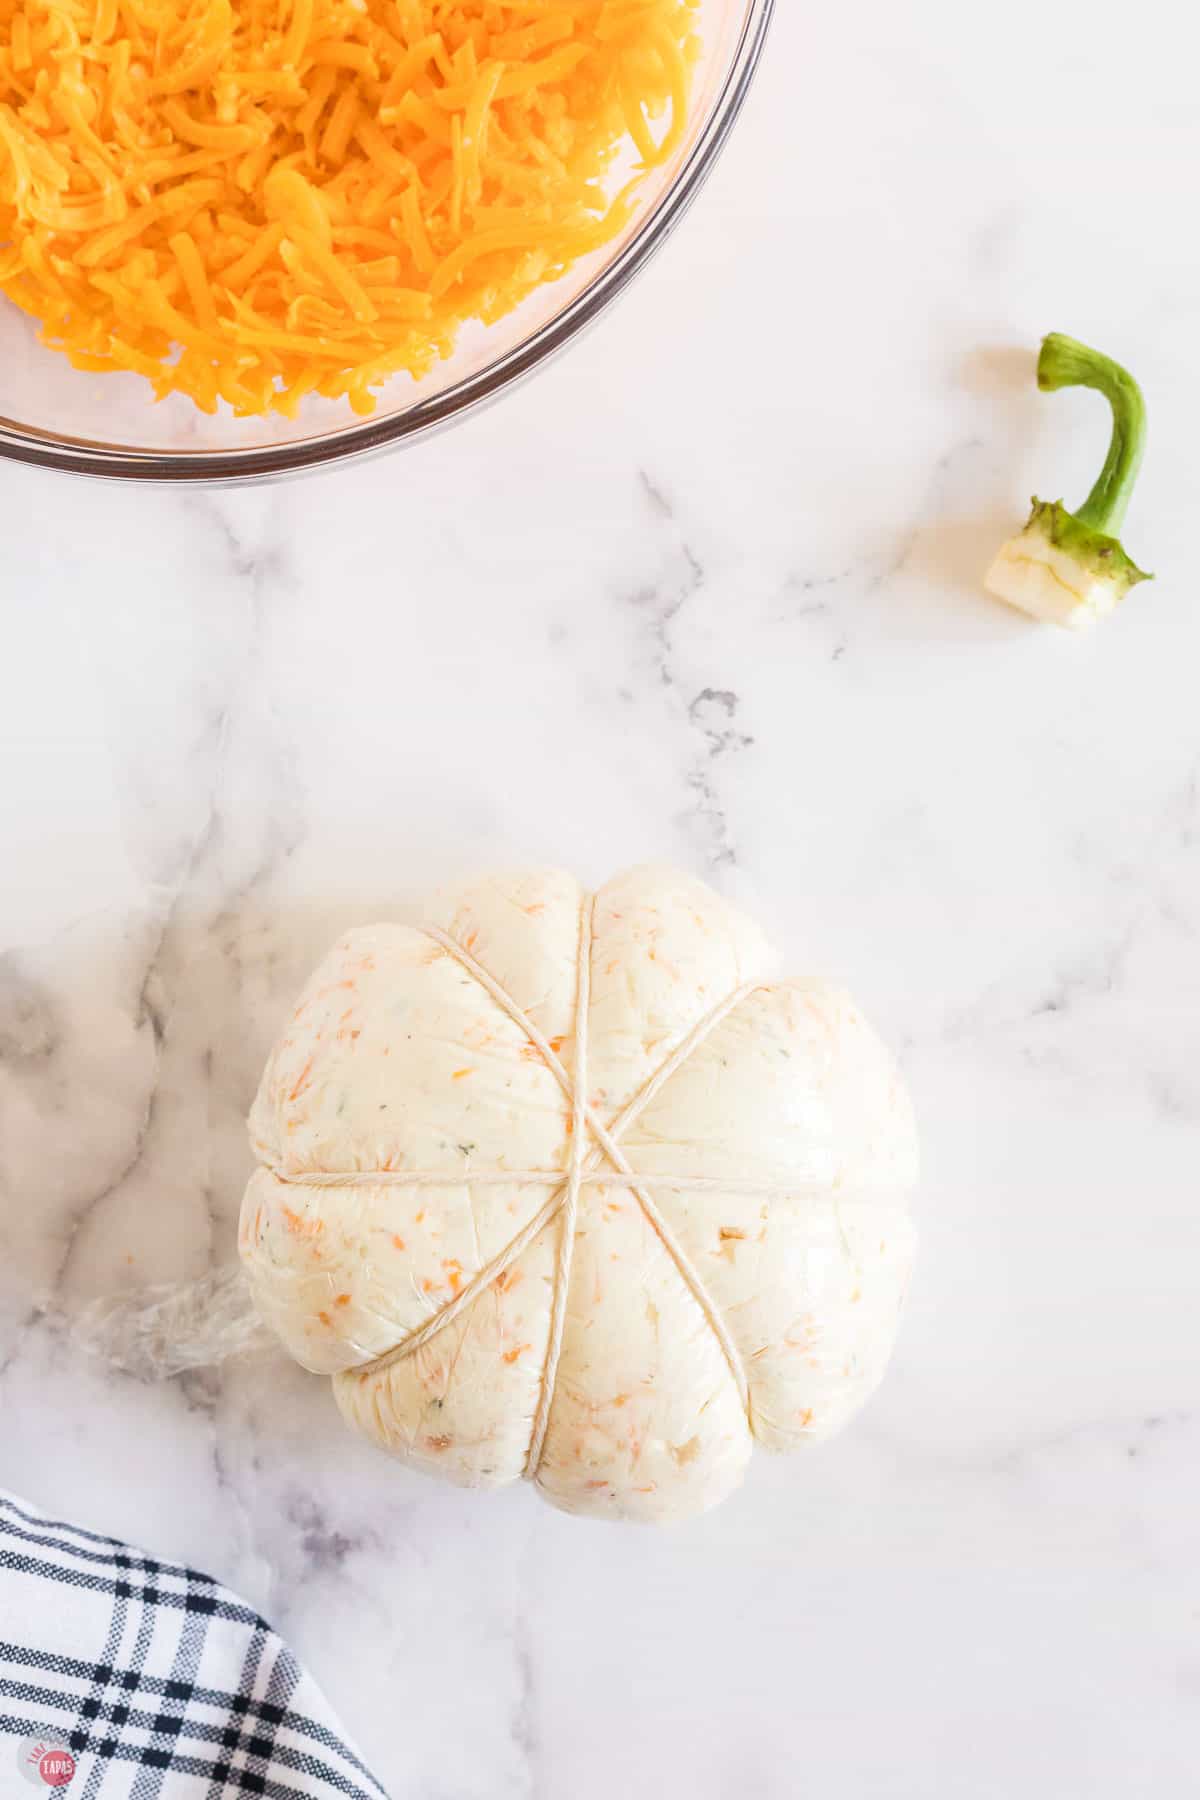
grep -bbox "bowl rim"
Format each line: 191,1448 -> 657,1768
0,0 -> 775,484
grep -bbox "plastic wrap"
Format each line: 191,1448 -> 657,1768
72,866 -> 919,1524
71,1265 -> 270,1382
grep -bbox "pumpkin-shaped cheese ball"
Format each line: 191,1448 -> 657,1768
240,867 -> 918,1522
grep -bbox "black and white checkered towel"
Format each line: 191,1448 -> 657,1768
0,1491 -> 388,1799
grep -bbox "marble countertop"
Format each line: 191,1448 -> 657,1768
2,2 -> 1197,1794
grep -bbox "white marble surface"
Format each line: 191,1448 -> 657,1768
2,1 -> 1199,1793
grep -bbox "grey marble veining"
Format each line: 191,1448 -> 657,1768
2,1 -> 1198,1794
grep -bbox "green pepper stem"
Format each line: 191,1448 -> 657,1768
1037,332 -> 1147,537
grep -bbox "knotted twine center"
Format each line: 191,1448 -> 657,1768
272,901 -> 769,1479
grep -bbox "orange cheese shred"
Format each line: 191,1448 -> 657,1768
0,0 -> 699,418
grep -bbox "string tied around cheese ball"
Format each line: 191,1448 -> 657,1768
525,892 -> 593,1476
331,906 -> 766,1480
70,911 -> 902,1405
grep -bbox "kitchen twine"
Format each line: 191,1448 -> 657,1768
266,903 -> 810,1480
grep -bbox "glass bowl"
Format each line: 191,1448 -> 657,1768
0,0 -> 773,483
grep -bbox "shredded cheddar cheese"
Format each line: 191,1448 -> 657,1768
0,0 -> 698,418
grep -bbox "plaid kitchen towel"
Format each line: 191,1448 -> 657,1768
0,1492 -> 388,1799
